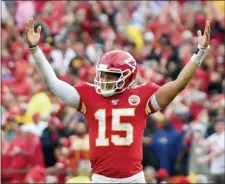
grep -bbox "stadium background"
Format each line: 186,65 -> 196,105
1,1 -> 224,183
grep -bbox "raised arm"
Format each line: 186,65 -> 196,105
25,19 -> 80,109
155,20 -> 211,109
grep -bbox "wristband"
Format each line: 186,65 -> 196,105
190,44 -> 210,67
29,45 -> 38,50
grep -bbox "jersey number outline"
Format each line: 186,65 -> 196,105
95,108 -> 135,146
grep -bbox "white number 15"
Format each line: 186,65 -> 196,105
95,108 -> 135,146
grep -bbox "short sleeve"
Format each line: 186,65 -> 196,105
74,82 -> 88,114
144,83 -> 160,115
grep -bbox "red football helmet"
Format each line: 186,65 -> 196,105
94,50 -> 137,97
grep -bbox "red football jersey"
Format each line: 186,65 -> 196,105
74,82 -> 159,178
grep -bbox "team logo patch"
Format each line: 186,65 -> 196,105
128,95 -> 140,106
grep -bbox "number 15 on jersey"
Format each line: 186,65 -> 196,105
95,108 -> 135,146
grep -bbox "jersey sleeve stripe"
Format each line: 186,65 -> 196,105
145,94 -> 161,115
145,99 -> 151,115
145,97 -> 152,115
151,94 -> 161,111
80,102 -> 87,114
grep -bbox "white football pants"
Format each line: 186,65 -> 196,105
91,171 -> 146,183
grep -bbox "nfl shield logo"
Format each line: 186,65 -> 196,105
112,99 -> 119,105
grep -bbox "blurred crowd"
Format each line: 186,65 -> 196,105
1,1 -> 225,183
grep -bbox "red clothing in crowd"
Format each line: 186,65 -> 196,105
55,157 -> 70,183
2,141 -> 14,181
24,165 -> 46,183
7,134 -> 45,182
28,134 -> 45,167
10,135 -> 31,182
189,101 -> 204,120
169,114 -> 186,132
194,68 -> 210,93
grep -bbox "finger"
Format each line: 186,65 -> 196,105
26,21 -> 29,29
206,29 -> 210,41
31,18 -> 34,28
206,21 -> 210,38
205,20 -> 210,35
28,19 -> 32,29
208,20 -> 211,34
29,19 -> 32,29
25,27 -> 29,34
29,19 -> 33,29
37,26 -> 41,34
208,25 -> 211,35
25,27 -> 29,38
205,30 -> 209,42
204,21 -> 208,33
197,30 -> 202,37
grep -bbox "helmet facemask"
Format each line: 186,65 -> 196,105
94,67 -> 132,97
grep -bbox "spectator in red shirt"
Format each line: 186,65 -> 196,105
24,165 -> 46,183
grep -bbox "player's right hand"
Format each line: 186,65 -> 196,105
25,18 -> 41,47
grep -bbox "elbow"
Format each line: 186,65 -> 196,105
43,76 -> 58,90
44,79 -> 53,89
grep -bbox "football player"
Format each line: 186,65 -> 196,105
25,18 -> 210,183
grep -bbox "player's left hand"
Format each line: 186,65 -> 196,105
197,20 -> 211,48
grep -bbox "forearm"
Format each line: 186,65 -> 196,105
32,47 -> 80,108
155,45 -> 210,109
174,60 -> 198,91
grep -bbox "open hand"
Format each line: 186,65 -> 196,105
25,18 -> 41,47
197,20 -> 211,48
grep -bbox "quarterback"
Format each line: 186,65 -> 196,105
25,18 -> 211,183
